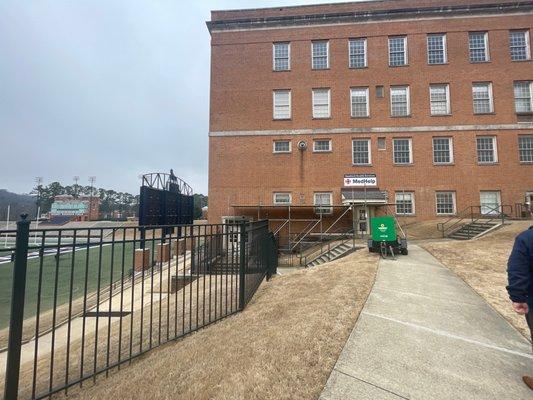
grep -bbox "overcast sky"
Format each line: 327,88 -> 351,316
0,0 -> 349,195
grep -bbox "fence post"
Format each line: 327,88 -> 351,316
238,222 -> 246,310
4,215 -> 31,400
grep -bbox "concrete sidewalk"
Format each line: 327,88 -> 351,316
320,245 -> 533,400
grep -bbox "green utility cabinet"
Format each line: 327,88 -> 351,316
368,216 -> 408,255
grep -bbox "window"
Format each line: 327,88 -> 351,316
273,90 -> 291,119
395,192 -> 414,215
469,32 -> 489,62
389,36 -> 407,66
390,86 -> 410,117
312,88 -> 331,118
312,41 -> 329,69
429,84 -> 451,115
273,140 -> 291,153
436,192 -> 456,215
377,137 -> 386,150
433,137 -> 453,164
273,42 -> 290,71
352,139 -> 371,165
314,192 -> 332,214
427,34 -> 447,64
313,139 -> 331,152
393,138 -> 412,164
376,86 -> 384,98
476,136 -> 498,163
519,136 -> 533,162
273,192 -> 291,204
349,38 -> 367,68
350,87 -> 369,117
472,83 -> 493,114
480,191 -> 501,215
514,81 -> 533,113
509,30 -> 531,61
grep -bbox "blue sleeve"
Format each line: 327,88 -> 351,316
506,235 -> 530,303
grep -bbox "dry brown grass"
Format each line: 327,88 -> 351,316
57,250 -> 378,400
402,218 -> 450,240
422,221 -> 532,338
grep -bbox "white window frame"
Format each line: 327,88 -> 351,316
273,140 -> 291,154
352,139 -> 372,165
392,138 -> 413,165
514,81 -> 533,113
472,82 -> 494,114
509,30 -> 531,61
388,36 -> 408,67
480,191 -> 501,215
273,192 -> 292,205
312,88 -> 331,119
390,86 -> 410,117
469,31 -> 490,62
395,192 -> 415,215
348,38 -> 367,68
350,87 -> 370,118
518,135 -> 533,163
429,84 -> 451,115
435,191 -> 456,215
427,34 -> 447,64
432,137 -> 454,164
273,90 -> 291,120
476,136 -> 498,164
313,139 -> 332,153
311,40 -> 329,69
314,192 -> 333,215
273,42 -> 290,71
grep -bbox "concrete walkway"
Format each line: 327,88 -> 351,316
320,245 -> 533,400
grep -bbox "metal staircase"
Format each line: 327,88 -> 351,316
447,222 -> 498,240
305,242 -> 354,267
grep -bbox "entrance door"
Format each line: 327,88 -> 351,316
480,191 -> 501,215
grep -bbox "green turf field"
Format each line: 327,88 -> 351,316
0,240 -> 153,330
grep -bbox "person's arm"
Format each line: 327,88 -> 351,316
506,234 -> 530,313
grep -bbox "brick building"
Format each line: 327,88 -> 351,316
50,195 -> 100,221
206,0 -> 533,244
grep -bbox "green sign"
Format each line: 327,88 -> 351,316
371,216 -> 397,242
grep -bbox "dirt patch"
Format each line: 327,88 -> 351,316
58,250 -> 379,400
422,221 -> 532,339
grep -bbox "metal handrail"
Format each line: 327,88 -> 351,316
437,204 -> 512,238
291,219 -> 322,251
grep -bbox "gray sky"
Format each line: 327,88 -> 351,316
0,0 -> 347,195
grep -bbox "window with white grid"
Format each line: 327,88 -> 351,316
433,137 -> 453,164
436,192 -> 456,215
273,42 -> 290,71
349,38 -> 367,68
427,34 -> 447,64
395,192 -> 414,215
273,140 -> 291,153
273,90 -> 291,119
313,139 -> 331,152
476,136 -> 497,163
350,87 -> 369,117
314,192 -> 332,214
390,86 -> 410,117
273,192 -> 291,204
393,138 -> 412,164
519,136 -> 533,162
472,83 -> 493,114
469,32 -> 489,62
429,84 -> 450,115
389,36 -> 407,66
509,30 -> 531,61
352,139 -> 371,165
312,41 -> 329,69
312,89 -> 330,118
514,81 -> 533,113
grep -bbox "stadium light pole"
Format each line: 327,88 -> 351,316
3,204 -> 10,248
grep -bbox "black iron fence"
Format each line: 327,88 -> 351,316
0,217 -> 277,400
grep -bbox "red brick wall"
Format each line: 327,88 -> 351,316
207,3 -> 533,223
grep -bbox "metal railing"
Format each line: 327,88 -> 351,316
437,204 -> 512,238
0,217 -> 277,400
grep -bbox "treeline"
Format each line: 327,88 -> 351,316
0,190 -> 37,220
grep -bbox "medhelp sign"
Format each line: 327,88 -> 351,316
344,173 -> 377,187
